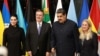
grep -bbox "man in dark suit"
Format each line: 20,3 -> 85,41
51,8 -> 80,56
26,9 -> 51,56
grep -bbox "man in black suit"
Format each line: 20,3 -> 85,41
26,9 -> 51,56
51,8 -> 80,56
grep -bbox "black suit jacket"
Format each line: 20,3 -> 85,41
80,32 -> 98,56
51,20 -> 80,56
26,21 -> 51,55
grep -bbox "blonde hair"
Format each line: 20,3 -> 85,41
79,19 -> 92,40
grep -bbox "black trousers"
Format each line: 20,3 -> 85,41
34,49 -> 45,56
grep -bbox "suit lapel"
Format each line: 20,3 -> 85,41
34,22 -> 38,35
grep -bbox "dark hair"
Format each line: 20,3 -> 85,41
57,8 -> 66,15
10,14 -> 18,20
35,9 -> 44,15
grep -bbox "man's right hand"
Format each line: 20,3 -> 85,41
51,48 -> 56,54
27,51 -> 32,56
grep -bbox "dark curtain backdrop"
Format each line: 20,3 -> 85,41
0,0 -> 93,23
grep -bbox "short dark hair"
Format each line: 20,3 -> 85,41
57,8 -> 66,15
35,9 -> 44,15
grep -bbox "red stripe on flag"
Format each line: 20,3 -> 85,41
90,0 -> 100,31
47,0 -> 49,8
4,0 -> 10,11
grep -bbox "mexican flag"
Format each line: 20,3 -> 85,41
42,0 -> 51,24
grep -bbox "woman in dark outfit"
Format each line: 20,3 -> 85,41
79,19 -> 98,56
3,14 -> 26,56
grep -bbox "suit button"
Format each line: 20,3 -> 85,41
37,46 -> 39,49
